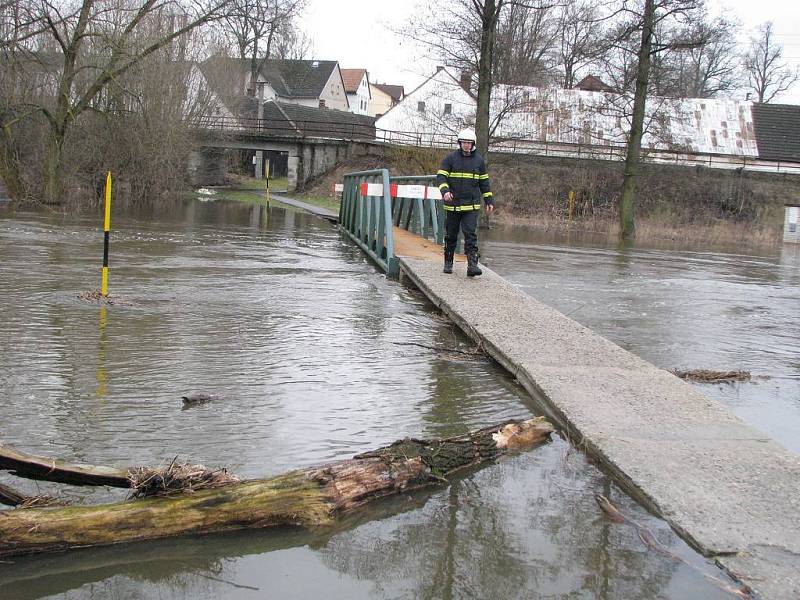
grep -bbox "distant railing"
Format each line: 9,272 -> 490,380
191,115 -> 800,175
374,128 -> 800,175
193,115 -> 376,140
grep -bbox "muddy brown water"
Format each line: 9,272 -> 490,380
0,200 -> 768,599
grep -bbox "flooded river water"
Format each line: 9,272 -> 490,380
483,226 -> 800,455
1,199 -> 789,599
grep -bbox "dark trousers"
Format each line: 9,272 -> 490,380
444,210 -> 478,256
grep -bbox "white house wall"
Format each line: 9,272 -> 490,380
319,66 -> 349,111
375,69 -> 475,144
495,87 -> 758,156
186,64 -> 235,120
347,74 -> 371,116
377,68 -> 758,157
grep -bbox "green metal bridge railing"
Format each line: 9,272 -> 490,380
339,170 -> 467,277
390,175 -> 466,254
389,175 -> 443,245
339,169 -> 399,277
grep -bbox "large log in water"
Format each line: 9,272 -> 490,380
0,417 -> 554,558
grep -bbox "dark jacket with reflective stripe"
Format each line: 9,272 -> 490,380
436,149 -> 494,210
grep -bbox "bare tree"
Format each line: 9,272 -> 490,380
404,0 -> 554,156
473,0 -> 503,155
556,0 -> 606,89
494,2 -> 558,87
744,21 -> 799,103
1,0 -> 228,204
75,21 -> 216,203
608,0 -> 706,240
271,22 -> 311,60
667,15 -> 740,98
218,0 -> 305,95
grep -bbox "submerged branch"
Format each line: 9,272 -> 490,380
390,341 -> 486,357
671,369 -> 751,383
595,495 -> 752,599
0,482 -> 63,509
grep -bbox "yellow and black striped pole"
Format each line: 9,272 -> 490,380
101,172 -> 112,297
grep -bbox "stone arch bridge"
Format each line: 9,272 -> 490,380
189,113 -> 381,191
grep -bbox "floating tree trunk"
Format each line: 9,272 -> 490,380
0,444 -> 130,487
0,417 -> 554,558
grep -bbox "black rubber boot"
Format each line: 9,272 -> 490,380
443,250 -> 454,274
467,253 -> 482,277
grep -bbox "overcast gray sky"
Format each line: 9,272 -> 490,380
301,0 -> 800,104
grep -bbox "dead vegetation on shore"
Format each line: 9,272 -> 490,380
302,148 -> 795,248
671,369 -> 752,383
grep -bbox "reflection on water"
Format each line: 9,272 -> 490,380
1,201 -> 737,599
484,224 -> 800,454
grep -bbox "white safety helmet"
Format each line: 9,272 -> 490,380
457,128 -> 476,144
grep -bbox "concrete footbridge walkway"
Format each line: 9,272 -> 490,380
337,169 -> 800,599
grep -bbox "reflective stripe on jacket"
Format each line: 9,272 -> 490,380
436,148 -> 493,212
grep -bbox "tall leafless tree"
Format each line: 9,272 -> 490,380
608,0 -> 706,240
744,21 -> 799,103
494,2 -> 558,87
1,0 -> 228,204
218,0 -> 305,95
404,0 -> 553,156
665,15 -> 740,98
556,0 -> 606,89
271,22 -> 311,60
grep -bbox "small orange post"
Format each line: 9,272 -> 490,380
567,190 -> 575,225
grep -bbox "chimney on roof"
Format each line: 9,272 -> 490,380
460,70 -> 472,92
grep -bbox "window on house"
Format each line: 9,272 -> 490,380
417,101 -> 426,113
319,99 -> 326,108
444,103 -> 452,115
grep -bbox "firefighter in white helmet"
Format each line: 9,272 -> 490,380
436,128 -> 495,276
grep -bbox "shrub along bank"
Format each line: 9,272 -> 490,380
301,147 -> 798,247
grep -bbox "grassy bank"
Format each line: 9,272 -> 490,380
300,147 -> 797,249
287,194 -> 340,213
187,174 -> 290,204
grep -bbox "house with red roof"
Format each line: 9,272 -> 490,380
341,68 -> 371,116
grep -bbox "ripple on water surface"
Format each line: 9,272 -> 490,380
0,202 -> 741,599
